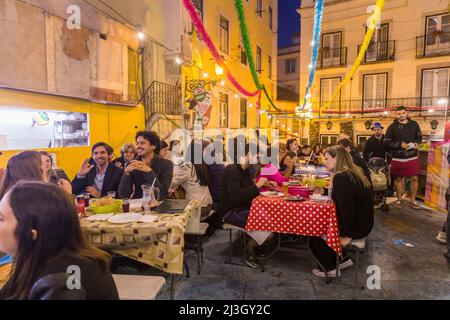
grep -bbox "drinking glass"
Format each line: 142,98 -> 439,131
122,198 -> 130,213
107,191 -> 116,199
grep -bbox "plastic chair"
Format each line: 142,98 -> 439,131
112,274 -> 166,300
185,206 -> 210,274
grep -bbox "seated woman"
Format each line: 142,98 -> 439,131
170,139 -> 213,219
308,145 -> 374,278
0,181 -> 118,299
112,142 -> 137,169
279,151 -> 297,178
254,147 -> 288,190
158,141 -> 170,160
220,140 -> 274,269
39,151 -> 72,194
0,151 -> 46,199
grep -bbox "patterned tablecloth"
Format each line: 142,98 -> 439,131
80,200 -> 198,275
246,196 -> 342,255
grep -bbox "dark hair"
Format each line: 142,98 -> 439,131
313,144 -> 323,154
337,138 -> 356,151
281,151 -> 297,165
286,139 -> 298,151
169,140 -> 180,151
397,106 -> 407,112
136,131 -> 161,154
0,181 -> 111,299
302,144 -> 311,150
92,142 -> 113,156
0,151 -> 43,200
161,140 -> 169,150
228,136 -> 251,164
185,139 -> 210,186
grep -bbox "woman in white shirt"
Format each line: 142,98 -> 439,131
170,139 -> 213,210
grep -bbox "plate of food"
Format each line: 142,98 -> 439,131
288,180 -> 302,186
310,195 -> 330,202
285,195 -> 306,202
108,213 -> 143,224
260,191 -> 285,198
86,213 -> 114,221
90,197 -> 123,214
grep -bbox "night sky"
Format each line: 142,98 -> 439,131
278,0 -> 301,47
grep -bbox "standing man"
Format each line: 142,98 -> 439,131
118,131 -> 173,200
384,106 -> 422,210
72,142 -> 124,198
363,122 -> 387,162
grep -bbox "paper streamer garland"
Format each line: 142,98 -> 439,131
233,0 -> 283,111
234,0 -> 263,90
322,0 -> 385,111
183,0 -> 260,97
301,0 -> 324,110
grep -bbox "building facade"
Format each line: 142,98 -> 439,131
278,33 -> 301,95
299,0 -> 450,148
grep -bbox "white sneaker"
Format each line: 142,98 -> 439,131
339,257 -> 354,270
436,231 -> 447,244
312,268 -> 340,278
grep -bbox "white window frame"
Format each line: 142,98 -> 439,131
256,45 -> 262,73
321,32 -> 342,67
256,0 -> 263,18
363,73 -> 387,110
421,67 -> 450,107
219,15 -> 229,55
320,77 -> 341,111
219,93 -> 229,127
285,59 -> 296,74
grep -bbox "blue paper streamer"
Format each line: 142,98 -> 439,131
301,0 -> 324,109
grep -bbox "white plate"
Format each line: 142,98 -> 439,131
260,191 -> 285,198
86,213 -> 114,222
108,213 -> 143,224
139,215 -> 159,223
310,195 -> 330,202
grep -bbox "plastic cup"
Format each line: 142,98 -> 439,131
122,199 -> 130,213
107,191 -> 116,199
76,197 -> 85,217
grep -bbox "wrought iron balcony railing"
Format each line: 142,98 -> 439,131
317,47 -> 347,69
314,96 -> 450,115
416,32 -> 450,58
141,81 -> 182,123
358,40 -> 396,63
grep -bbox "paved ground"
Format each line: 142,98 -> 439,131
112,199 -> 450,300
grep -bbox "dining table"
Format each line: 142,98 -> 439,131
246,195 -> 342,255
80,199 -> 199,275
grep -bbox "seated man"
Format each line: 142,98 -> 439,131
118,131 -> 173,200
72,142 -> 123,198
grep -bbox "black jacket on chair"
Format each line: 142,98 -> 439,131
0,254 -> 118,300
331,171 -> 374,239
71,163 -> 123,197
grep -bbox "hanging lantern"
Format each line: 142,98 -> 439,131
364,120 -> 373,130
326,120 -> 333,130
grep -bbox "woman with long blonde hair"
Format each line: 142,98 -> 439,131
309,145 -> 373,278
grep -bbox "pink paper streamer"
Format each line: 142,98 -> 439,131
183,0 -> 260,97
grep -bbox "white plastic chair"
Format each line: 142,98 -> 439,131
112,274 -> 166,300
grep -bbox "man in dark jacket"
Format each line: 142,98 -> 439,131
118,131 -> 173,200
363,122 -> 387,162
384,106 -> 422,209
72,142 -> 123,198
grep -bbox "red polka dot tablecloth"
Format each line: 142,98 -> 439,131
246,196 -> 342,255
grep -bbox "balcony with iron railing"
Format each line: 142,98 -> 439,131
313,96 -> 450,116
140,81 -> 182,123
317,47 -> 347,69
416,31 -> 450,58
358,40 -> 396,63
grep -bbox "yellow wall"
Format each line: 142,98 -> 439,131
0,88 -> 145,179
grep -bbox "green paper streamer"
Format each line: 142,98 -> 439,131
234,0 -> 284,112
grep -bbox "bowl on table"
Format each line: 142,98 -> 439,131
90,197 -> 123,214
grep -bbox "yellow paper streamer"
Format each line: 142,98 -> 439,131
322,0 -> 385,111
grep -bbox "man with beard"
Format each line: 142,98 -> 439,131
363,122 -> 387,162
384,106 -> 422,210
118,131 -> 173,200
72,142 -> 123,198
